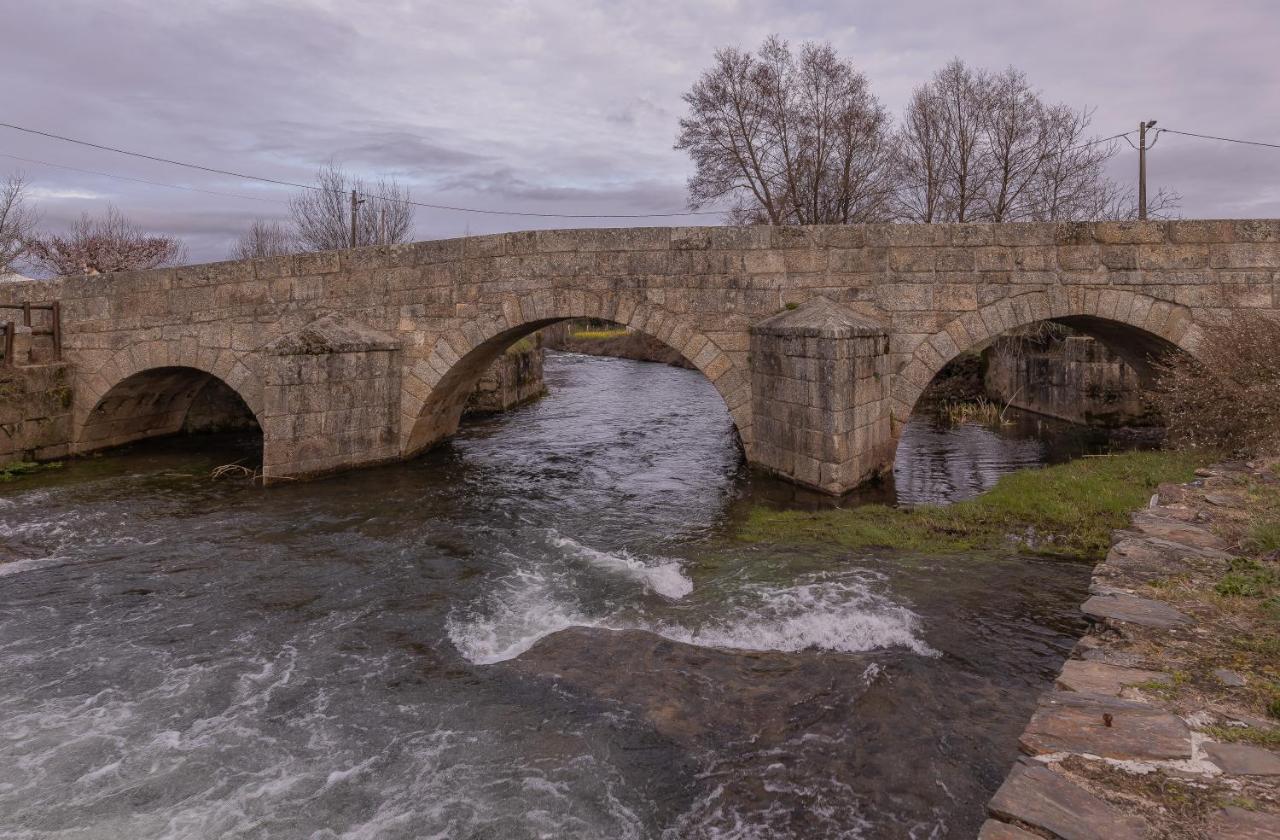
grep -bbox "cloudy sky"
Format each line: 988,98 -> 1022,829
4,0 -> 1278,263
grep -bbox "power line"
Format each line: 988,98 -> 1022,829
1158,127 -> 1280,151
1074,130 -> 1135,150
0,150 -> 288,205
0,120 -> 723,218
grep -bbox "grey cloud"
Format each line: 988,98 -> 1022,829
1,0 -> 1276,265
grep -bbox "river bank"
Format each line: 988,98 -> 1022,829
738,450 -> 1205,560
981,460 -> 1280,839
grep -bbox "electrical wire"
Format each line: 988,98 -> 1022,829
0,120 -> 723,218
1158,128 -> 1280,151
0,150 -> 288,204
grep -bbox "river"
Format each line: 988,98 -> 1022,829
0,352 -> 1141,839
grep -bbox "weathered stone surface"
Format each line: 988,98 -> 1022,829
1213,667 -> 1248,687
1081,593 -> 1191,629
977,819 -> 1041,839
1128,513 -> 1227,550
1020,692 -> 1192,760
1204,742 -> 1280,775
1207,806 -> 1280,839
750,297 -> 892,494
988,763 -> 1148,840
0,363 -> 73,466
1055,660 -> 1169,696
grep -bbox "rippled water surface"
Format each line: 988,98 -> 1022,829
1,353 -> 1126,838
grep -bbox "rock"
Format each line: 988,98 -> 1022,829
1100,537 -> 1224,581
988,763 -> 1147,840
1204,492 -> 1236,507
1055,660 -> 1169,696
1078,647 -> 1148,668
1020,692 -> 1192,760
1213,668 -> 1248,687
1207,806 -> 1280,840
1203,742 -> 1280,776
977,819 -> 1041,839
1156,482 -> 1194,505
1128,513 -> 1227,550
1082,594 -> 1191,629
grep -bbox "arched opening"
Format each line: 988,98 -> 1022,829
891,315 -> 1190,505
406,317 -> 746,459
76,366 -> 262,458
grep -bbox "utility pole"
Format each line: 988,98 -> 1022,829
349,189 -> 365,248
379,207 -> 387,246
1138,119 -> 1158,220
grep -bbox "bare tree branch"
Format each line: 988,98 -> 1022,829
0,175 -> 39,274
289,163 -> 414,251
230,219 -> 296,260
676,35 -> 896,225
25,205 -> 186,276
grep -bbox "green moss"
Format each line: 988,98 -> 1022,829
0,460 -> 62,481
1202,724 -> 1280,746
736,451 -> 1209,560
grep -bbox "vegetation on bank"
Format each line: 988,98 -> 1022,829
570,327 -> 629,340
0,460 -> 61,481
1132,466 -> 1280,731
736,450 -> 1209,560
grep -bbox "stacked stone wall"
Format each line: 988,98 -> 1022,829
985,335 -> 1158,427
0,363 -> 73,466
467,342 -> 546,414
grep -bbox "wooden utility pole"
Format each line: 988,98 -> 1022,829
1138,120 -> 1157,220
349,189 -> 365,248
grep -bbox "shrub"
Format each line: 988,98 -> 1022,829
1151,314 -> 1280,456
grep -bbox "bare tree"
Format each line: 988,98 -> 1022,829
982,67 -> 1051,221
25,205 -> 187,276
895,87 -> 948,222
289,163 -> 414,251
676,35 -> 896,225
1,175 -> 39,274
230,219 -> 295,260
932,59 -> 990,222
895,59 -> 1179,222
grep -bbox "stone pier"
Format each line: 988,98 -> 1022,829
749,298 -> 893,494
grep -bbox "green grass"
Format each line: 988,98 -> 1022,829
570,328 -> 629,340
1215,558 -> 1279,597
1202,724 -> 1280,746
736,451 -> 1208,560
1244,518 -> 1280,554
0,460 -> 61,482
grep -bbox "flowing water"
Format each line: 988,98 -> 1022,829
0,353 -> 1145,839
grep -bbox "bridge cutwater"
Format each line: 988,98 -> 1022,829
1,219 -> 1275,494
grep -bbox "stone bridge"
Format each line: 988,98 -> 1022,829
1,219 -> 1276,494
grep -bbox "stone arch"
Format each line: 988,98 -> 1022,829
400,290 -> 751,457
888,289 -> 1205,426
73,340 -> 264,454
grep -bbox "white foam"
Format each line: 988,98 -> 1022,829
550,533 -> 693,599
653,580 -> 937,657
446,567 -> 599,665
448,563 -> 935,665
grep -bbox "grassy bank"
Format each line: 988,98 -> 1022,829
0,461 -> 61,482
738,450 -> 1209,560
